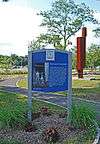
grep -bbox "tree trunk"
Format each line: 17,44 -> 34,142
64,25 -> 67,50
64,36 -> 66,50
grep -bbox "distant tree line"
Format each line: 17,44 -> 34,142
0,54 -> 28,71
86,44 -> 100,70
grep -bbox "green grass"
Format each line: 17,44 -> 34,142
0,90 -> 66,113
64,104 -> 97,144
17,78 -> 27,88
0,91 -> 27,129
0,74 -> 26,80
0,90 -> 65,129
54,75 -> 100,98
72,76 -> 100,98
73,79 -> 100,88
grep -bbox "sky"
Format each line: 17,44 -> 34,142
0,0 -> 100,56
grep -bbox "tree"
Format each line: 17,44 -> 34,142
0,55 -> 11,72
37,34 -> 63,49
10,54 -> 18,67
93,27 -> 100,37
86,44 -> 100,69
38,0 -> 97,50
30,33 -> 63,50
2,0 -> 9,2
70,47 -> 76,69
28,40 -> 42,50
11,54 -> 28,67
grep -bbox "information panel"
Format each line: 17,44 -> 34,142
32,50 -> 68,92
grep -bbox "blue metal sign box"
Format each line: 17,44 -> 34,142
31,49 -> 68,92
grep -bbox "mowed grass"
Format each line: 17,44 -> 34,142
0,74 -> 26,79
17,75 -> 100,99
73,76 -> 100,88
17,78 -> 27,88
0,90 -> 65,114
72,76 -> 100,98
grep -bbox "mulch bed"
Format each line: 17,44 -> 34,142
0,113 -> 86,144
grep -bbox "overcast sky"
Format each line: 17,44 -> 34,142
0,0 -> 100,56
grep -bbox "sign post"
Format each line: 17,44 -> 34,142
67,52 -> 72,123
28,50 -> 32,122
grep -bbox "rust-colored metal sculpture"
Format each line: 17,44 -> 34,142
76,27 -> 87,78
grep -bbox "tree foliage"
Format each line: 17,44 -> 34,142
30,34 -> 63,50
0,54 -> 28,72
0,56 -> 11,71
93,27 -> 100,37
70,47 -> 77,69
86,44 -> 100,69
37,34 -> 63,49
38,0 -> 97,50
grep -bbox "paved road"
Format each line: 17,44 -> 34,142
0,76 -> 22,87
0,77 -> 100,121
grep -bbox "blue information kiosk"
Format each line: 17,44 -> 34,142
28,48 -> 72,122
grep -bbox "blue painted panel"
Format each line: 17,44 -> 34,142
32,50 -> 68,92
55,52 -> 68,63
32,51 -> 46,63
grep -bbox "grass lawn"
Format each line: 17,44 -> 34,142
0,90 -> 65,117
72,76 -> 100,99
17,75 -> 100,100
0,74 -> 26,80
17,78 -> 28,88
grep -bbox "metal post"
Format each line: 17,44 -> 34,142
67,52 -> 72,123
28,50 -> 32,122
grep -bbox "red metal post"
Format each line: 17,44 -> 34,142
82,27 -> 87,37
82,27 -> 87,67
76,37 -> 84,78
76,27 -> 87,78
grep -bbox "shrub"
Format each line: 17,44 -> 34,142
70,105 -> 96,129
